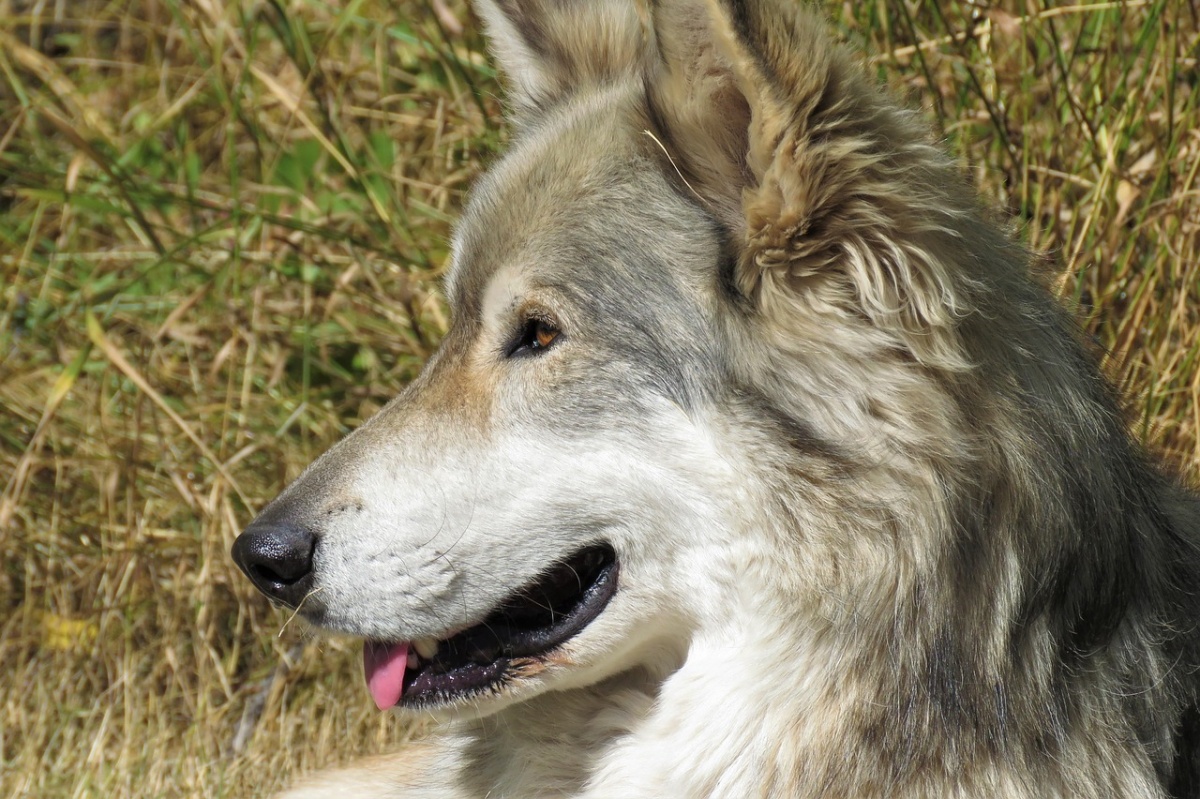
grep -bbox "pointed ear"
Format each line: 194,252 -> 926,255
649,0 -> 969,365
472,0 -> 650,121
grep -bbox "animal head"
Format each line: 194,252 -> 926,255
231,0 -> 1003,717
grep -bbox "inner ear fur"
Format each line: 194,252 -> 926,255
646,0 -> 978,367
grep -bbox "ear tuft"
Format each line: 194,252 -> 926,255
648,0 -> 975,368
473,0 -> 650,121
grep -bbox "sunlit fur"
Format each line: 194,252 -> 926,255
248,0 -> 1200,796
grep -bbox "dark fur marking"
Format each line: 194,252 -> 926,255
1170,705 -> 1200,798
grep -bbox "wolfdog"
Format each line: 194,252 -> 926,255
232,0 -> 1200,795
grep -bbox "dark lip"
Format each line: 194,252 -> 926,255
397,542 -> 619,708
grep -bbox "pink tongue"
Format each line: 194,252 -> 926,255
363,641 -> 409,710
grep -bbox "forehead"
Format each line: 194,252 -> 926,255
445,88 -> 653,312
440,88 -> 729,410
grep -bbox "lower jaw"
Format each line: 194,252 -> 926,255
400,657 -> 511,709
371,544 -> 620,710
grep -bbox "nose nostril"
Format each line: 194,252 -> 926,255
250,562 -> 303,588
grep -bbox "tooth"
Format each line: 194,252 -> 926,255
406,649 -> 418,669
413,637 -> 439,659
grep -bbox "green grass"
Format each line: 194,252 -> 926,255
0,1 -> 1197,796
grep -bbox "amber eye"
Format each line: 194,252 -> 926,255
534,320 -> 558,349
507,317 -> 561,357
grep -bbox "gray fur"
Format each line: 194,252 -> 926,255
234,1 -> 1200,796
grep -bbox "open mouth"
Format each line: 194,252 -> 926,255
363,543 -> 618,709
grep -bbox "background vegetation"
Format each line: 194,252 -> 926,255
1,0 -> 1197,796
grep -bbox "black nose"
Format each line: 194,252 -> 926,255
231,522 -> 316,607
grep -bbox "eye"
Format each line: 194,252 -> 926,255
507,317 -> 561,358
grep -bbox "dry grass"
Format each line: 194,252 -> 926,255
0,0 -> 1197,796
